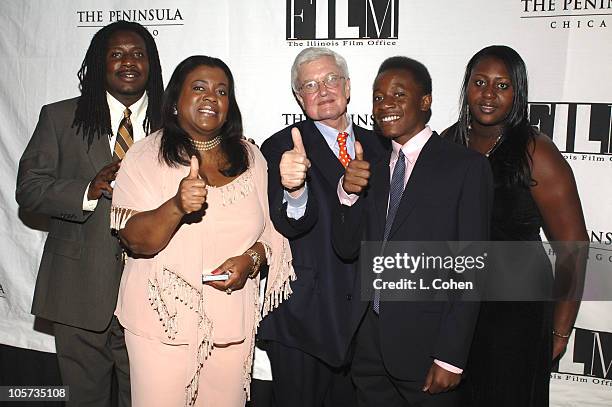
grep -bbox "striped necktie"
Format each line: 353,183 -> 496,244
374,149 -> 406,314
113,108 -> 133,161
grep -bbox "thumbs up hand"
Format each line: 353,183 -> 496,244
342,141 -> 371,194
280,127 -> 311,196
174,156 -> 208,214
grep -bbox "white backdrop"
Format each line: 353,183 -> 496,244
1,1 -> 610,404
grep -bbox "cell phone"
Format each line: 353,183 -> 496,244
202,273 -> 229,283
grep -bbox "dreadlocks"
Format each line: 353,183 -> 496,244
72,21 -> 164,147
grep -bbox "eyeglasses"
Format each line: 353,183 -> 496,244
299,74 -> 346,94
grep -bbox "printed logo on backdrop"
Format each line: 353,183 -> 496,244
0,282 -> 6,299
529,102 -> 612,164
552,327 -> 612,385
589,230 -> 612,244
75,8 -> 184,36
286,0 -> 398,47
282,112 -> 375,128
520,0 -> 610,30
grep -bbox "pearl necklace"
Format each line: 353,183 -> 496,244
191,135 -> 221,151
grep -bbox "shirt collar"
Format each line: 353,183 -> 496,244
391,125 -> 433,165
106,91 -> 148,119
314,114 -> 354,150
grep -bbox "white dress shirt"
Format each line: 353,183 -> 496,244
82,92 -> 149,211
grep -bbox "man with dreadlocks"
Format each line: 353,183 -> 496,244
16,21 -> 163,406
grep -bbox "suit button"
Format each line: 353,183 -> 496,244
346,294 -> 352,301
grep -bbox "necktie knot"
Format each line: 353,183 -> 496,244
123,108 -> 132,119
337,132 -> 351,167
397,149 -> 405,163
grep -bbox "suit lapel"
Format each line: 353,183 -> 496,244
370,149 -> 391,240
87,133 -> 113,173
301,120 -> 345,189
354,125 -> 385,162
353,125 -> 390,240
388,133 -> 441,239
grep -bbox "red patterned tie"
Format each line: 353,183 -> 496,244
337,132 -> 351,168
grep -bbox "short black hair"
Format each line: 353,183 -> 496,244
377,56 -> 432,95
72,20 -> 164,147
376,56 -> 432,122
159,55 -> 248,177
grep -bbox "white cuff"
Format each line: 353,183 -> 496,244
283,183 -> 308,220
82,182 -> 99,211
433,359 -> 463,374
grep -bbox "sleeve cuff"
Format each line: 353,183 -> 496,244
337,176 -> 359,206
283,184 -> 308,207
433,359 -> 463,374
82,182 -> 98,211
283,184 -> 308,220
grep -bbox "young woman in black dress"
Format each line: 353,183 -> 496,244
444,45 -> 588,406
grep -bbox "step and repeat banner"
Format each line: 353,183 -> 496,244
0,1 -> 610,404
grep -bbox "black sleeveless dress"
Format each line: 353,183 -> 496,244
461,143 -> 553,407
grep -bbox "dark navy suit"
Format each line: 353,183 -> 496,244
259,119 -> 385,406
333,133 -> 493,406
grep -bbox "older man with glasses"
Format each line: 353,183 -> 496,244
259,47 -> 385,407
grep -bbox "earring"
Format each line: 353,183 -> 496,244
464,106 -> 472,146
172,104 -> 178,116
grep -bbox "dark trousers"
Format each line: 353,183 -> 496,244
352,309 -> 459,407
248,379 -> 276,407
54,316 -> 130,407
265,341 -> 356,407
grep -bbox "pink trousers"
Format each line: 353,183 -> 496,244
125,330 -> 248,407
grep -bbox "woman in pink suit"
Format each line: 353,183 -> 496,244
110,55 -> 294,407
